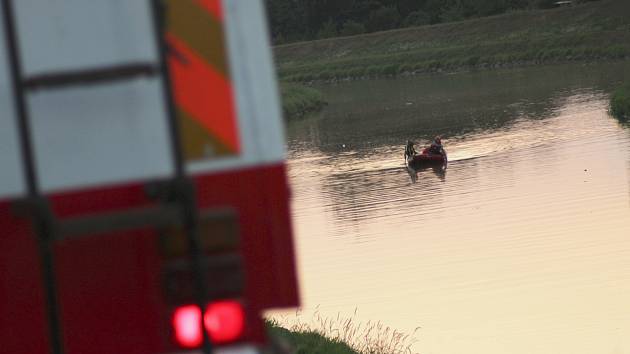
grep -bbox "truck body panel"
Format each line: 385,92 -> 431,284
0,1 -> 298,353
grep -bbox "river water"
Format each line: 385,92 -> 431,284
281,62 -> 630,354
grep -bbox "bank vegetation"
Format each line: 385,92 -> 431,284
266,310 -> 419,354
279,83 -> 326,121
610,84 -> 630,121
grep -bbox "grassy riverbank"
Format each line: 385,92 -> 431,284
279,83 -> 326,120
266,311 -> 419,354
274,0 -> 630,82
611,84 -> 630,121
267,322 -> 359,354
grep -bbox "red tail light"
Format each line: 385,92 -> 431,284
172,300 -> 245,348
204,300 -> 245,344
172,305 -> 203,348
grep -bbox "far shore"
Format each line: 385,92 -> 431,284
274,0 -> 630,84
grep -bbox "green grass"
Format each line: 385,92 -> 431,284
274,0 -> 630,82
610,84 -> 630,121
279,83 -> 326,120
266,310 -> 419,354
267,321 -> 359,354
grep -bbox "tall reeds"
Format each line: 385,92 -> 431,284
268,308 -> 420,354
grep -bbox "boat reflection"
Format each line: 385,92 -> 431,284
406,161 -> 447,183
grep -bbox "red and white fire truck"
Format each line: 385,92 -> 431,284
0,1 -> 299,353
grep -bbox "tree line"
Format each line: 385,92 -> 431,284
265,0 -> 600,44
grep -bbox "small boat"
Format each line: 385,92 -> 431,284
407,148 -> 447,165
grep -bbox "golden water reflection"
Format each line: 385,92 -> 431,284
279,64 -> 630,354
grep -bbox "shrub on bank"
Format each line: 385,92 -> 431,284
610,84 -> 630,121
280,83 -> 326,120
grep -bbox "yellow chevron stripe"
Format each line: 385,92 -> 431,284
178,108 -> 234,160
166,0 -> 228,77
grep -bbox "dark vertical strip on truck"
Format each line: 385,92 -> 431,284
149,1 -> 213,353
0,1 -> 65,354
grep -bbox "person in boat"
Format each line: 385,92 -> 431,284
428,136 -> 444,155
405,140 -> 417,160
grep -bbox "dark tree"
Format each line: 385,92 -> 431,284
265,0 -> 568,44
366,6 -> 401,32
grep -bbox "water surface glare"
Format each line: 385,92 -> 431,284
282,63 -> 630,354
